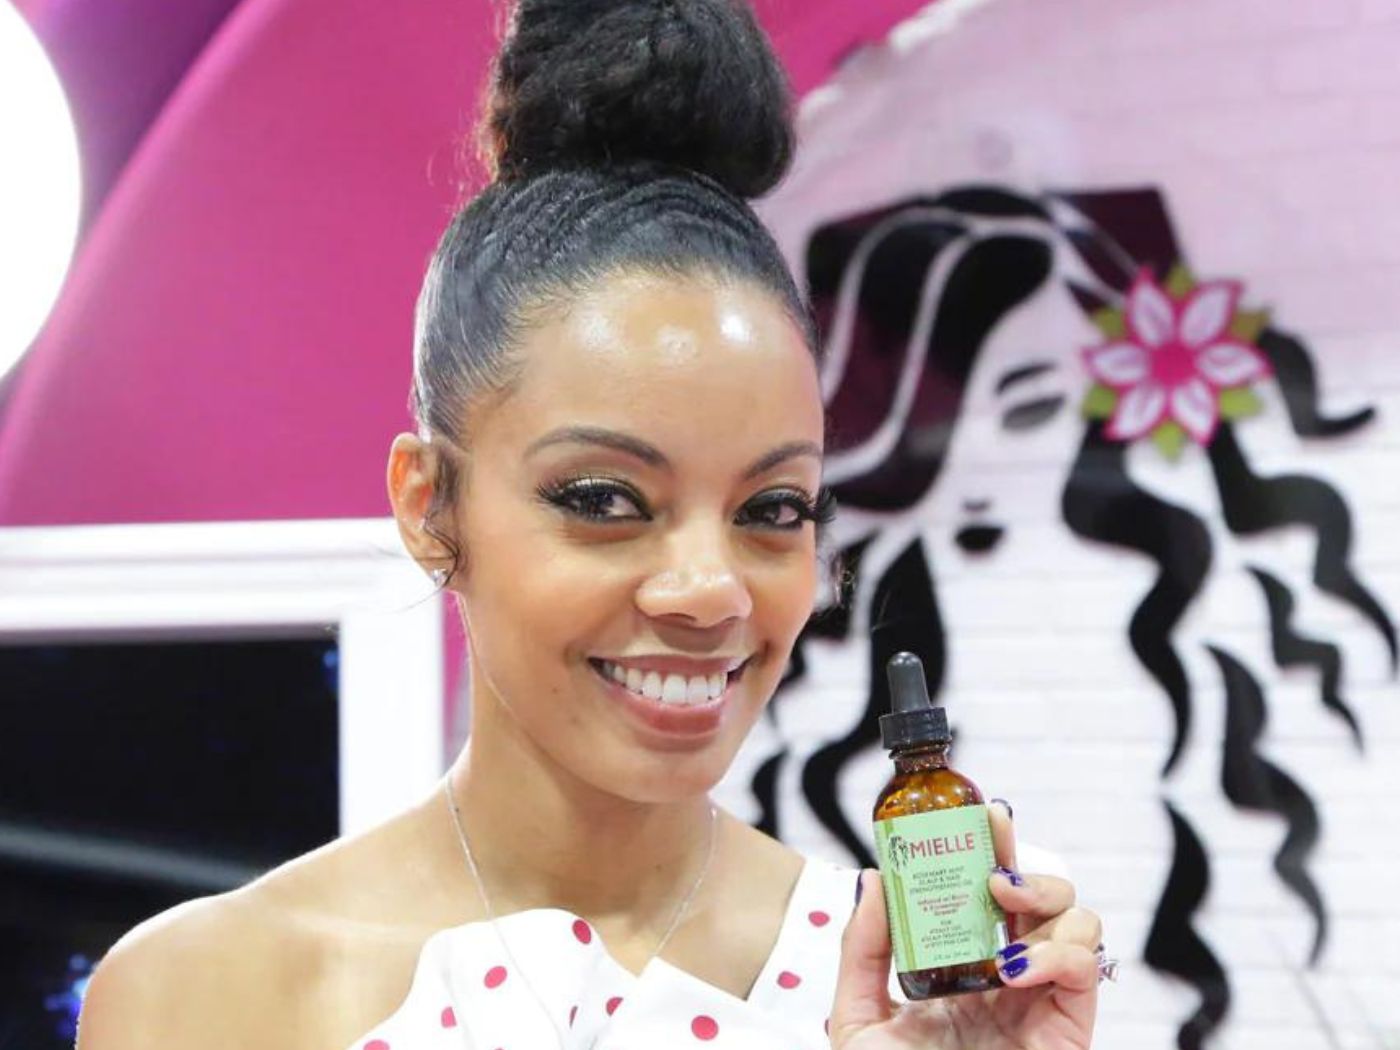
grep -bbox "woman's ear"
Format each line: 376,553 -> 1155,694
387,433 -> 453,575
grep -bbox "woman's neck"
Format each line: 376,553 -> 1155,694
443,696 -> 718,937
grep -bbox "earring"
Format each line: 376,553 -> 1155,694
430,568 -> 449,588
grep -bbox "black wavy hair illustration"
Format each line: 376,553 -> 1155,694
757,183 -> 1396,1050
1061,425 -> 1212,777
1208,425 -> 1398,671
1249,565 -> 1362,750
1210,645 -> 1326,964
1145,802 -> 1228,1050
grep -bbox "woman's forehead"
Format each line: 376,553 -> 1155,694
546,272 -> 803,371
486,272 -> 824,458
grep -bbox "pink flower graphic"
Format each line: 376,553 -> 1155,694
1083,271 -> 1272,448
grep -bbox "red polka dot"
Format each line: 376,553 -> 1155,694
484,965 -> 508,989
691,1015 -> 719,1040
364,1042 -> 389,1050
569,1005 -> 578,1026
606,996 -> 623,1015
808,910 -> 830,927
440,1006 -> 457,1028
572,918 -> 593,944
777,970 -> 802,989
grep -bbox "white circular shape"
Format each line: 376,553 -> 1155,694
0,2 -> 81,383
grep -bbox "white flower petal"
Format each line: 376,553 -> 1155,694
1170,377 -> 1218,444
1127,275 -> 1175,348
1179,282 -> 1241,348
1196,342 -> 1270,387
1084,342 -> 1151,386
1108,382 -> 1167,440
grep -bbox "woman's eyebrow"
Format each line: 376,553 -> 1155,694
526,425 -> 666,465
742,440 -> 823,480
995,360 -> 1057,395
524,426 -> 821,478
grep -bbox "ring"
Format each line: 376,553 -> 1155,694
1094,943 -> 1119,984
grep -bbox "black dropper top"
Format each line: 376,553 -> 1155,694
879,651 -> 951,751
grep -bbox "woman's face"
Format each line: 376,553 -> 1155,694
448,270 -> 825,803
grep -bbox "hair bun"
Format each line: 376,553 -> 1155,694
483,0 -> 795,199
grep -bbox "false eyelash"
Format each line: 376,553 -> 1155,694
739,485 -> 838,531
534,475 -> 650,522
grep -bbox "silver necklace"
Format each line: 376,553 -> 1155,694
441,777 -> 718,1050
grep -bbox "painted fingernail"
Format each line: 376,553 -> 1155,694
997,942 -> 1029,961
993,865 -> 1026,887
990,798 -> 1014,819
1001,955 -> 1030,979
854,871 -> 865,907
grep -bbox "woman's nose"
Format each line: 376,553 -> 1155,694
635,527 -> 753,627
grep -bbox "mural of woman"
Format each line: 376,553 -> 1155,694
714,184 -> 1397,1050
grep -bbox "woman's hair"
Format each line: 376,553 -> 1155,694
411,0 -> 817,581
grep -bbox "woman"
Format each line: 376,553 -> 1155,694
76,2 -> 1104,1047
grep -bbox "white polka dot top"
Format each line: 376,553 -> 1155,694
345,857 -> 859,1050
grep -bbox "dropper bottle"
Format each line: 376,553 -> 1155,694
872,651 -> 1009,999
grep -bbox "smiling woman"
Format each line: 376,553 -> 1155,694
410,271 -> 829,798
74,2 -> 1102,1049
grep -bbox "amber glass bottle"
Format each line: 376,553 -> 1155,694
872,652 -> 1009,999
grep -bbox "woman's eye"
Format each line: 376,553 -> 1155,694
537,479 -> 648,522
736,490 -> 829,531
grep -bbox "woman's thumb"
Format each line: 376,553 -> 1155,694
829,870 -> 895,1041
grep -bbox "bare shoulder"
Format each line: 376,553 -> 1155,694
78,798 -> 458,1050
76,882 -> 303,1050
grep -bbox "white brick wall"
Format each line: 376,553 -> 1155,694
715,1 -> 1400,1046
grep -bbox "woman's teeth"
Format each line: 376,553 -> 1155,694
598,660 -> 728,705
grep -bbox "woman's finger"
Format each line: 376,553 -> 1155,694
994,938 -> 1101,995
1044,905 -> 1103,950
988,798 -> 1017,871
829,870 -> 896,1042
992,905 -> 1104,967
989,869 -> 1076,925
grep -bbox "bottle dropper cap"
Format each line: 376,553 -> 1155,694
879,651 -> 951,751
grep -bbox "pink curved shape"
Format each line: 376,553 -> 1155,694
0,0 -> 935,527
0,0 -> 491,524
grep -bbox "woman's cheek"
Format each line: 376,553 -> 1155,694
754,556 -> 818,675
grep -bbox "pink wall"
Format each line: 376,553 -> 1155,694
0,0 -> 930,527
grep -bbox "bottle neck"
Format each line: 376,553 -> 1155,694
892,742 -> 951,774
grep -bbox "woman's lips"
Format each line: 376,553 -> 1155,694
587,658 -> 748,741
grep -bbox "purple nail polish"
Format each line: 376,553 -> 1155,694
854,872 -> 865,907
1001,955 -> 1030,979
990,797 -> 1014,820
993,865 -> 1026,888
997,941 -> 1029,961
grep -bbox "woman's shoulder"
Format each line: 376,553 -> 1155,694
78,801 -> 452,1050
76,877 -> 310,1049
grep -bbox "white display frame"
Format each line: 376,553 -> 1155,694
0,517 -> 444,836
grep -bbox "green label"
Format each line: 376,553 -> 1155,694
874,805 -> 1008,972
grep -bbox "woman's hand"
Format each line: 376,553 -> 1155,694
829,804 -> 1101,1050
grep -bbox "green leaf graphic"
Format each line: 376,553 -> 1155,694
1090,308 -> 1125,339
1152,420 -> 1187,459
1219,386 -> 1263,420
1228,309 -> 1270,343
1165,264 -> 1196,298
1081,383 -> 1117,420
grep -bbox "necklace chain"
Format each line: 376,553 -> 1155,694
441,776 -> 718,1050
